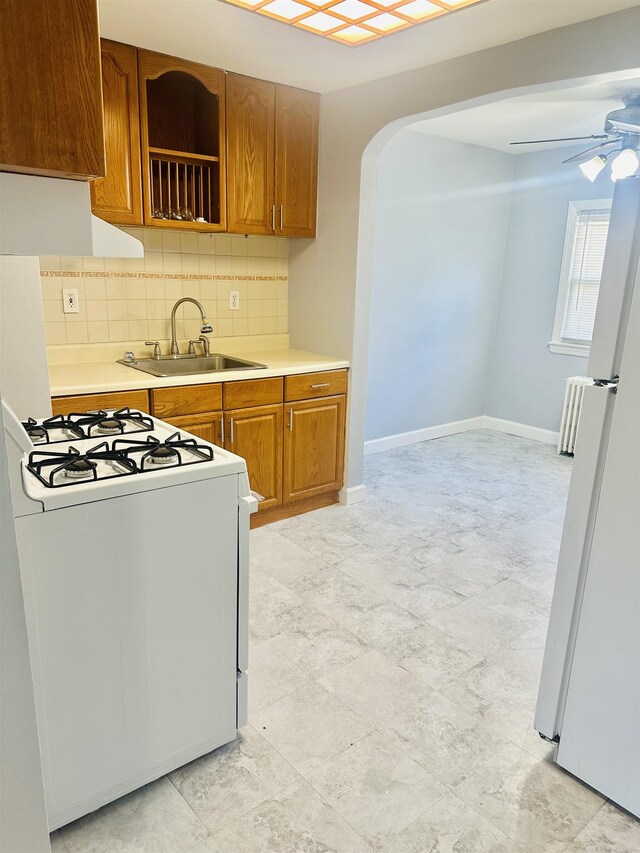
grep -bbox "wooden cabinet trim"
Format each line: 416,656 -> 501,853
138,49 -> 225,90
151,384 -> 223,417
223,377 -> 283,410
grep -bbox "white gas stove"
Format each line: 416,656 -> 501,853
6,404 -> 250,513
4,401 -> 255,830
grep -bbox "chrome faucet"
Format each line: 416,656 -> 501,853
169,298 -> 213,356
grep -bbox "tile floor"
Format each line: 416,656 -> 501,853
50,431 -> 639,853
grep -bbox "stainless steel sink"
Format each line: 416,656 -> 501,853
117,353 -> 267,378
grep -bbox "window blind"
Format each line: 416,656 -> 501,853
561,209 -> 610,343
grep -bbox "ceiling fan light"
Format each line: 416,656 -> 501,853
610,148 -> 639,182
579,155 -> 607,182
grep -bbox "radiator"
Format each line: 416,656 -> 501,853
558,376 -> 593,456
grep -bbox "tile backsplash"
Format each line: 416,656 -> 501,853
40,228 -> 288,347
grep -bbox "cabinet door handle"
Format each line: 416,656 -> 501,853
288,408 -> 293,431
280,205 -> 283,230
311,383 -> 330,389
229,417 -> 234,444
219,416 -> 225,445
271,204 -> 276,232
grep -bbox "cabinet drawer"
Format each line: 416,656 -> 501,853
151,384 -> 223,417
285,370 -> 347,402
51,389 -> 149,416
223,377 -> 283,410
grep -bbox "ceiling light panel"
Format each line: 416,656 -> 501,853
222,0 -> 486,45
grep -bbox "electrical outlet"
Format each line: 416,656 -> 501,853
229,290 -> 240,311
62,288 -> 79,314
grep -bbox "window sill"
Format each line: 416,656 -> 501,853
549,341 -> 590,357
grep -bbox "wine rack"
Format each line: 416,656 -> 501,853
150,152 -> 220,225
138,51 -> 226,231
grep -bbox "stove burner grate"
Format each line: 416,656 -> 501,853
22,408 -> 156,445
22,418 -> 48,444
29,414 -> 86,443
78,407 -> 155,438
113,432 -> 214,471
27,443 -> 138,488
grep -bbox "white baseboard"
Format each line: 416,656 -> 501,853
339,485 -> 367,505
481,416 -> 559,445
364,417 -> 484,455
364,415 -> 559,455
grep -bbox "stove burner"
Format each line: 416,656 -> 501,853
146,445 -> 179,466
23,419 -> 48,443
113,432 -> 214,471
26,442 -> 138,488
21,408 -> 156,445
94,417 -> 123,435
83,407 -> 155,438
62,457 -> 96,479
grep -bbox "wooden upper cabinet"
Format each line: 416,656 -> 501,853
138,50 -> 226,231
226,74 -> 276,236
0,0 -> 105,179
90,41 -> 143,225
226,77 -> 319,238
275,85 -> 319,238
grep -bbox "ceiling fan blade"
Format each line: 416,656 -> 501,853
510,134 -> 608,146
608,119 -> 640,133
562,139 -> 622,164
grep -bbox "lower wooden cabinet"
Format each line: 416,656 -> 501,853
225,404 -> 283,511
162,411 -> 223,445
52,370 -> 347,524
283,395 -> 345,504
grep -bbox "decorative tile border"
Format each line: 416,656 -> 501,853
41,271 -> 288,282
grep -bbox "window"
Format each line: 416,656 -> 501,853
550,199 -> 612,356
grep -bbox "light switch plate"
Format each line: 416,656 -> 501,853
62,288 -> 79,313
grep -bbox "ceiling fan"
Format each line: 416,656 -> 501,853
510,94 -> 640,182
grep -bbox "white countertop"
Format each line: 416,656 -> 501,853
49,348 -> 350,396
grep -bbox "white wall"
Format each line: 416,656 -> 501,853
365,131 -> 513,441
0,257 -> 52,419
287,6 -> 640,490
365,138 -> 616,444
485,147 -> 614,431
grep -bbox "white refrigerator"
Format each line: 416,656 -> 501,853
535,175 -> 640,817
